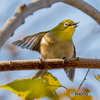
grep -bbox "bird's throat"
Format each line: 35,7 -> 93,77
53,29 -> 74,42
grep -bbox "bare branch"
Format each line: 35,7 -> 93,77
77,57 -> 97,91
77,69 -> 90,92
0,58 -> 100,72
0,0 -> 100,48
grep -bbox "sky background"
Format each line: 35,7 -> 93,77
0,0 -> 100,100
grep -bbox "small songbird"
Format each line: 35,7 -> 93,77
12,19 -> 79,82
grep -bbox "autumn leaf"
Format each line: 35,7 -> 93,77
0,72 -> 66,100
92,72 -> 100,82
59,88 -> 92,100
0,78 -> 56,100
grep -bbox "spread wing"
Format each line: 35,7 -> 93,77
12,32 -> 48,53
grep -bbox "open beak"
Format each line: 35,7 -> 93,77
72,22 -> 80,28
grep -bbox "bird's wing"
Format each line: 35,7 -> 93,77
12,31 -> 48,53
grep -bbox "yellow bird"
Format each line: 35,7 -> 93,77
12,19 -> 79,82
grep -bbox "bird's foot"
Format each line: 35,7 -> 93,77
62,56 -> 67,60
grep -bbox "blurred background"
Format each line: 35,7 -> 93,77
0,0 -> 100,100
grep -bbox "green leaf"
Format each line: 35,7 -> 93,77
0,72 -> 67,100
0,78 -> 55,100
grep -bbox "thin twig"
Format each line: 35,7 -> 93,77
60,85 -> 68,91
77,69 -> 90,92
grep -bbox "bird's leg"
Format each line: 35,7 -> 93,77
62,56 -> 67,60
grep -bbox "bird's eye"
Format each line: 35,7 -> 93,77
64,22 -> 68,27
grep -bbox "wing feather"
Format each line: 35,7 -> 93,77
12,32 -> 48,53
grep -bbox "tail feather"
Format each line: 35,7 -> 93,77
64,68 -> 75,82
31,70 -> 47,80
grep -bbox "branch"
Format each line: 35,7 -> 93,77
0,0 -> 100,48
77,69 -> 90,92
0,58 -> 100,72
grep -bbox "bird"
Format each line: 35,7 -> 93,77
12,19 -> 79,82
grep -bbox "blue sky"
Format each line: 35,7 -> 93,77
0,0 -> 100,100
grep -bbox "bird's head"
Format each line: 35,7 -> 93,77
51,19 -> 79,41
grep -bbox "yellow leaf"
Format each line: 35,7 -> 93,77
43,72 -> 61,91
92,72 -> 100,82
59,88 -> 92,100
43,72 -> 61,86
0,78 -> 54,100
0,72 -> 67,100
43,72 -> 68,92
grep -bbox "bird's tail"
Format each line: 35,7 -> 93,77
31,69 -> 75,82
64,68 -> 75,82
31,70 -> 47,80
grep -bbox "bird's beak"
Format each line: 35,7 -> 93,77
72,22 -> 80,28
